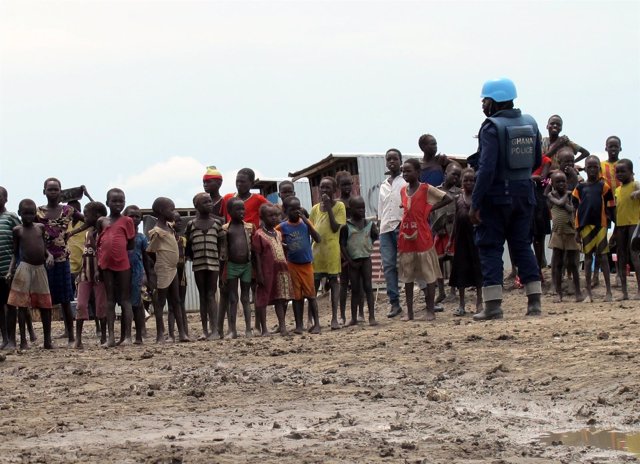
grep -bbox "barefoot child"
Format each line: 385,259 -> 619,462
147,197 -> 189,343
202,166 -> 226,218
277,196 -> 321,334
547,172 -> 583,303
310,177 -> 347,330
72,202 -> 108,348
336,170 -> 360,323
0,186 -> 21,349
219,197 -> 255,338
96,188 -> 136,347
124,205 -> 150,344
398,158 -> 452,321
572,156 -> 614,302
614,159 -> 640,300
168,211 -> 189,340
6,199 -> 54,349
185,193 -> 223,340
448,168 -> 483,316
339,196 -> 379,326
253,204 -> 293,336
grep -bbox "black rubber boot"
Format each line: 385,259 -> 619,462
473,300 -> 504,321
526,293 -> 542,316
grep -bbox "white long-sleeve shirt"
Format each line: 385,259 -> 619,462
378,175 -> 407,234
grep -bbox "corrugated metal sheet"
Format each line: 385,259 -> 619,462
355,155 -> 387,218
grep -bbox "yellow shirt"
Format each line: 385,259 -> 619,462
615,181 -> 640,226
601,160 -> 619,208
67,220 -> 85,274
309,201 -> 346,274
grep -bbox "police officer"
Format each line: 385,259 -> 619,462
469,78 -> 542,320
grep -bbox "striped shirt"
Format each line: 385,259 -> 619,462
0,211 -> 21,276
185,217 -> 223,272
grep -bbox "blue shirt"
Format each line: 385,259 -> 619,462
278,220 -> 313,264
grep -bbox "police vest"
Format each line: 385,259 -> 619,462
488,111 -> 538,182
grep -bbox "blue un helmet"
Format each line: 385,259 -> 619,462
480,78 -> 517,102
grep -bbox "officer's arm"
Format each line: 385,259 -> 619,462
471,123 -> 499,211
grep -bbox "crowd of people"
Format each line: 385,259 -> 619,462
0,78 -> 638,352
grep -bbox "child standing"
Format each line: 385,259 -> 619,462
448,168 -> 483,316
73,202 -> 108,349
277,196 -> 321,334
601,136 -> 622,207
202,166 -> 226,218
398,158 -> 452,321
167,211 -> 189,340
97,188 -> 136,347
336,170 -> 360,323
253,204 -> 293,336
147,197 -> 189,343
124,205 -> 150,344
310,177 -> 347,330
223,168 -> 268,228
0,186 -> 21,349
339,196 -> 379,326
614,159 -> 640,300
6,199 -> 54,349
219,197 -> 255,338
547,172 -> 584,303
185,193 -> 224,340
572,156 -> 615,302
418,134 -> 445,186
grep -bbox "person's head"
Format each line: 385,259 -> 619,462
173,211 -> 183,228
418,134 -> 437,157
402,158 -> 421,184
480,77 -> 516,117
557,147 -> 575,173
445,161 -> 462,187
227,197 -> 245,222
67,200 -> 81,213
385,149 -> 402,174
17,199 -> 37,225
283,196 -> 302,222
546,115 -> 563,137
0,186 -> 7,211
319,176 -> 337,199
83,201 -> 108,227
349,195 -> 366,220
203,166 -> 223,195
584,155 -> 601,182
43,177 -> 62,204
605,136 -> 622,161
550,171 -> 568,195
193,192 -> 213,215
151,197 -> 175,222
124,205 -> 142,228
335,171 -> 353,197
278,180 -> 295,202
106,188 -> 126,215
236,168 -> 255,195
259,203 -> 279,229
615,159 -> 634,185
461,167 -> 475,193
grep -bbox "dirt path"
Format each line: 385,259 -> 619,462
1,284 -> 640,463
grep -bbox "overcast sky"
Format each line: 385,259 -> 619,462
1,0 -> 639,210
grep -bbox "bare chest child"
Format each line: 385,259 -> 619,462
16,223 -> 48,266
227,222 -> 250,264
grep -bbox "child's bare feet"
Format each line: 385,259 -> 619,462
617,292 -> 629,301
368,317 -> 378,326
604,292 -> 613,302
633,292 -> 640,301
133,338 -> 143,345
575,293 -> 586,302
178,336 -> 191,343
308,324 -> 321,334
347,319 -> 358,327
245,329 -> 253,338
293,327 -> 304,335
155,335 -> 165,344
424,310 -> 436,321
43,341 -> 54,350
119,338 -> 133,346
19,340 -> 29,350
227,330 -> 238,339
206,332 -> 220,341
73,340 -> 83,350
330,319 -> 341,330
552,296 -> 563,303
400,314 -> 413,322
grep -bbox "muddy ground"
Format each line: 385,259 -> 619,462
1,276 -> 640,463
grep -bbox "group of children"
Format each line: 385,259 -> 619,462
0,126 -> 638,350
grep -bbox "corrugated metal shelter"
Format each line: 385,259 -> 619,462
254,177 -> 313,212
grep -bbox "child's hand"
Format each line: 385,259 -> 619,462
256,274 -> 264,286
631,191 -> 640,200
45,254 -> 54,269
575,232 -> 581,245
5,271 -> 13,283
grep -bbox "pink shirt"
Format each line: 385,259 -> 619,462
97,216 -> 135,271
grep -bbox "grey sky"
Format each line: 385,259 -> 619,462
1,0 -> 639,210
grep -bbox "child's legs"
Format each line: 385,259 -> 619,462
458,287 -> 466,308
404,282 -> 414,317
359,258 -> 375,316
274,300 -> 287,335
348,265 -> 363,322
306,297 -> 320,332
339,263 -> 349,319
328,275 -> 339,320
551,248 -> 564,296
39,308 -> 52,348
227,278 -> 239,333
627,227 -> 640,290
166,276 -> 187,340
425,282 -> 437,312
597,252 -> 612,292
566,250 -> 582,296
194,271 -> 210,333
205,271 -> 219,336
617,226 -> 631,294
75,281 -> 92,321
115,269 -> 133,341
0,280 -> 9,345
17,308 -> 27,348
154,287 -> 168,340
101,270 -> 118,345
239,281 -> 252,332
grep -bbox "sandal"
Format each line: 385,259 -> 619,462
453,307 -> 466,317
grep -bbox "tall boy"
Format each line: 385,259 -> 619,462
614,159 -> 640,300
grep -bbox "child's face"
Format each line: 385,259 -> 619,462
615,163 -> 632,184
203,178 -> 222,194
173,211 -> 182,228
402,162 -> 418,183
83,207 -> 100,227
286,199 -> 302,222
558,150 -> 575,173
229,201 -> 245,221
160,200 -> 175,221
462,172 -> 475,193
195,195 -> 213,215
43,181 -> 61,204
350,198 -> 366,219
422,136 -> 437,156
235,174 -> 252,195
278,183 -> 295,201
585,158 -> 601,181
19,204 -> 36,225
338,177 -> 352,197
262,206 -> 280,228
605,138 -> 621,158
445,166 -> 461,187
107,191 -> 126,215
551,173 -> 567,194
126,208 -> 142,228
319,179 -> 335,198
546,116 -> 563,136
386,152 -> 401,173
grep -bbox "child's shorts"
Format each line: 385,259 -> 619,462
580,225 -> 609,255
548,232 -> 579,251
398,249 -> 442,285
7,262 -> 53,309
226,261 -> 252,283
76,280 -> 107,320
287,262 -> 315,300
